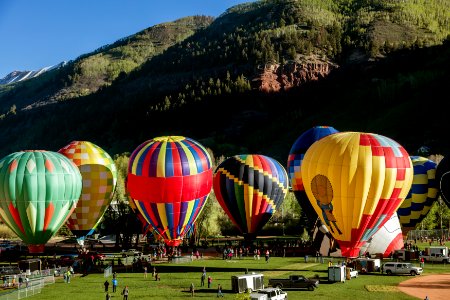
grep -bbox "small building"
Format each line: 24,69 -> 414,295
18,258 -> 42,274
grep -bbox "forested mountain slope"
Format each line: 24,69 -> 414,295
0,0 -> 448,161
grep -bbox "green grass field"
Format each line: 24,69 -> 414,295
16,253 -> 450,300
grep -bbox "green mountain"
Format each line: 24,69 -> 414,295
0,0 -> 449,161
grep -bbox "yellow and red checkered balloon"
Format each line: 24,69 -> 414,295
58,141 -> 117,238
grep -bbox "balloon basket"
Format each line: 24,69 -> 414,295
28,244 -> 45,253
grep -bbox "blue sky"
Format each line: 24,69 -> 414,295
0,0 -> 253,78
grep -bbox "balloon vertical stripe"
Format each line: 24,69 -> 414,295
127,136 -> 212,246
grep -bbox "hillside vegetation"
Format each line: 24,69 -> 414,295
0,0 -> 449,160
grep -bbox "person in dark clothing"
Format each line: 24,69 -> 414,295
104,280 -> 110,292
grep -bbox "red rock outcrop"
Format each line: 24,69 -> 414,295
253,57 -> 338,93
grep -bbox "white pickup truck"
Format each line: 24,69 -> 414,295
250,287 -> 288,300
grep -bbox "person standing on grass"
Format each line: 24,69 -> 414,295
122,286 -> 129,300
208,276 -> 212,288
144,266 -> 147,278
104,280 -> 110,292
201,268 -> 206,286
217,284 -> 224,297
190,282 -> 195,297
112,278 -> 118,292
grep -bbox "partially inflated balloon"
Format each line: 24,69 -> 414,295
397,156 -> 438,237
287,126 -> 339,221
127,136 -> 212,246
436,154 -> 450,207
58,141 -> 118,243
301,132 -> 413,257
0,151 -> 81,253
360,213 -> 404,258
213,154 -> 288,238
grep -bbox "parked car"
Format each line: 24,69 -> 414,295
382,262 -> 423,276
122,249 -> 142,257
348,267 -> 358,278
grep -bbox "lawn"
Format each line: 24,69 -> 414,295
21,254 -> 449,300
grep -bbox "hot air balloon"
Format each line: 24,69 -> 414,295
0,151 -> 81,253
359,213 -> 404,258
301,132 -> 413,257
397,156 -> 438,238
436,154 -> 450,207
126,136 -> 212,246
287,126 -> 339,222
213,154 -> 288,239
58,141 -> 118,245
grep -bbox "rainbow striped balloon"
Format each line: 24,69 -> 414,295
127,136 -> 212,246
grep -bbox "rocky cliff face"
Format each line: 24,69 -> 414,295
253,57 -> 338,92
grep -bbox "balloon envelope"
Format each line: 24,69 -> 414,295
58,141 -> 118,243
127,136 -> 212,246
301,132 -> 413,257
360,213 -> 404,258
287,126 -> 339,221
436,154 -> 450,207
213,154 -> 288,238
397,156 -> 438,237
0,151 -> 81,253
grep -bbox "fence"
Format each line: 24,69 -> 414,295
0,271 -> 56,300
104,266 -> 112,278
407,229 -> 450,242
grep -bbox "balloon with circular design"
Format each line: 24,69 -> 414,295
436,154 -> 450,207
0,150 -> 81,253
213,154 -> 288,238
58,141 -> 118,243
301,132 -> 413,257
397,156 -> 438,237
127,136 -> 212,246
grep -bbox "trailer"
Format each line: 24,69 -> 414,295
231,273 -> 265,293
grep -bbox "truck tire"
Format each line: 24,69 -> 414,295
410,271 -> 417,276
386,270 -> 392,275
308,285 -> 314,291
275,284 -> 282,289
